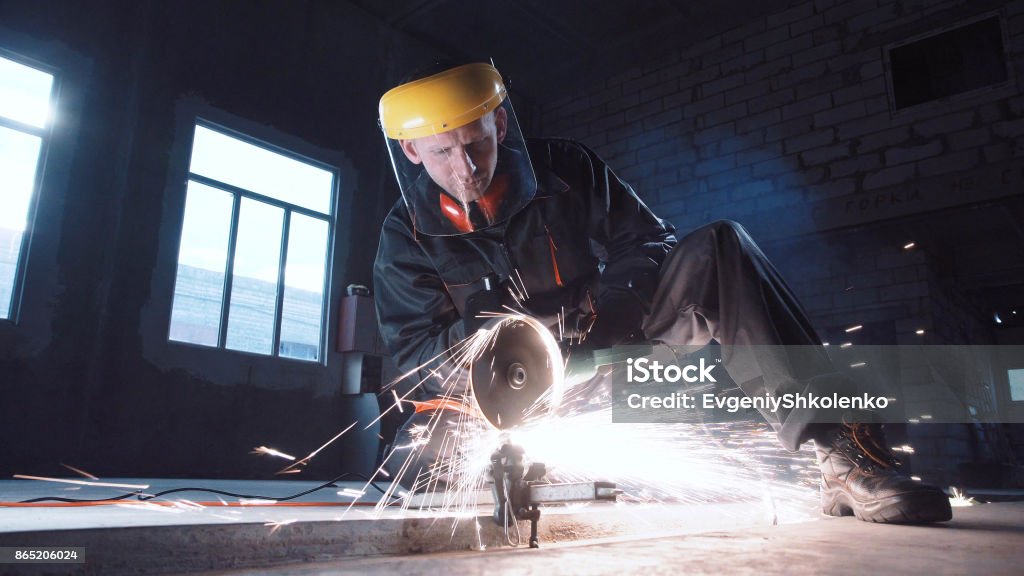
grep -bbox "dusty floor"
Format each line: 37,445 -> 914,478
0,479 -> 1020,575
205,501 -> 1024,576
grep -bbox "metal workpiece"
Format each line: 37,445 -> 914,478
528,481 -> 622,504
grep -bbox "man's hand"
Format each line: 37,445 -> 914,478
583,291 -> 646,349
562,342 -> 597,384
463,275 -> 506,335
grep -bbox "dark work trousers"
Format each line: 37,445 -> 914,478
641,220 -> 854,451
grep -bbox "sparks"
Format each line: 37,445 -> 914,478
13,475 -> 149,490
343,312 -> 819,543
948,487 -> 976,507
265,518 -> 299,534
60,463 -> 98,480
392,389 -> 405,414
239,499 -> 277,506
251,446 -> 296,461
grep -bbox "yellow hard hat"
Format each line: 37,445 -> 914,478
379,62 -> 507,140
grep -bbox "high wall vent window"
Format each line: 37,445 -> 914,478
169,122 -> 335,362
889,15 -> 1009,110
0,53 -> 55,320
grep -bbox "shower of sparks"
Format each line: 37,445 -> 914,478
251,446 -> 296,461
362,402 -> 819,528
302,306 -> 819,543
948,487 -> 976,507
60,463 -> 98,479
340,314 -> 819,532
12,475 -> 149,490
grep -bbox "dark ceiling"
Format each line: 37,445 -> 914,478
347,0 -> 797,104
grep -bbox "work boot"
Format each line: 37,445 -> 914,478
813,420 -> 952,523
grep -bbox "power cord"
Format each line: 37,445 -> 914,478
17,472 -> 398,505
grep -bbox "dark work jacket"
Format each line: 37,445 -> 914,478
373,138 -> 677,396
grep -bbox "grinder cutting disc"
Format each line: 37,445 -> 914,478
470,315 -> 563,429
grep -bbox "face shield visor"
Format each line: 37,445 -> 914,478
379,62 -> 537,236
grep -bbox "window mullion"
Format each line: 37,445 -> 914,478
0,115 -> 46,137
272,209 -> 291,357
218,191 -> 242,349
187,172 -> 326,220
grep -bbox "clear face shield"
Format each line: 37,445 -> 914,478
379,63 -> 537,236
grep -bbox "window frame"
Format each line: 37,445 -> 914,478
883,10 -> 1016,119
1009,368 -> 1024,403
0,47 -> 60,324
167,117 -> 339,365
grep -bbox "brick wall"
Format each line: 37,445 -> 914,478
543,0 -> 1023,236
540,0 -> 1024,487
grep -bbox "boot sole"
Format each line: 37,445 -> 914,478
821,485 -> 953,523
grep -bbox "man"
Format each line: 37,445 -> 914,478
372,60 -> 952,523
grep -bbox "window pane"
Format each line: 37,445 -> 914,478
0,126 -> 42,231
1011,369 -> 1024,402
189,125 -> 333,215
0,56 -> 53,128
0,228 -> 23,320
0,126 -> 43,319
279,214 -> 329,361
168,181 -> 234,346
225,198 -> 283,355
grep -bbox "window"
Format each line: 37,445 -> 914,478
1010,368 -> 1024,402
889,15 -> 1009,110
168,122 -> 335,362
0,53 -> 55,320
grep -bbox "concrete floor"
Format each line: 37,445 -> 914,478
0,478 -> 814,574
205,502 -> 1024,576
0,479 -> 1020,575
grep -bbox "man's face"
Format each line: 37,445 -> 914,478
399,107 -> 508,203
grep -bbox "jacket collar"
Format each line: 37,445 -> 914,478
534,165 -> 570,198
